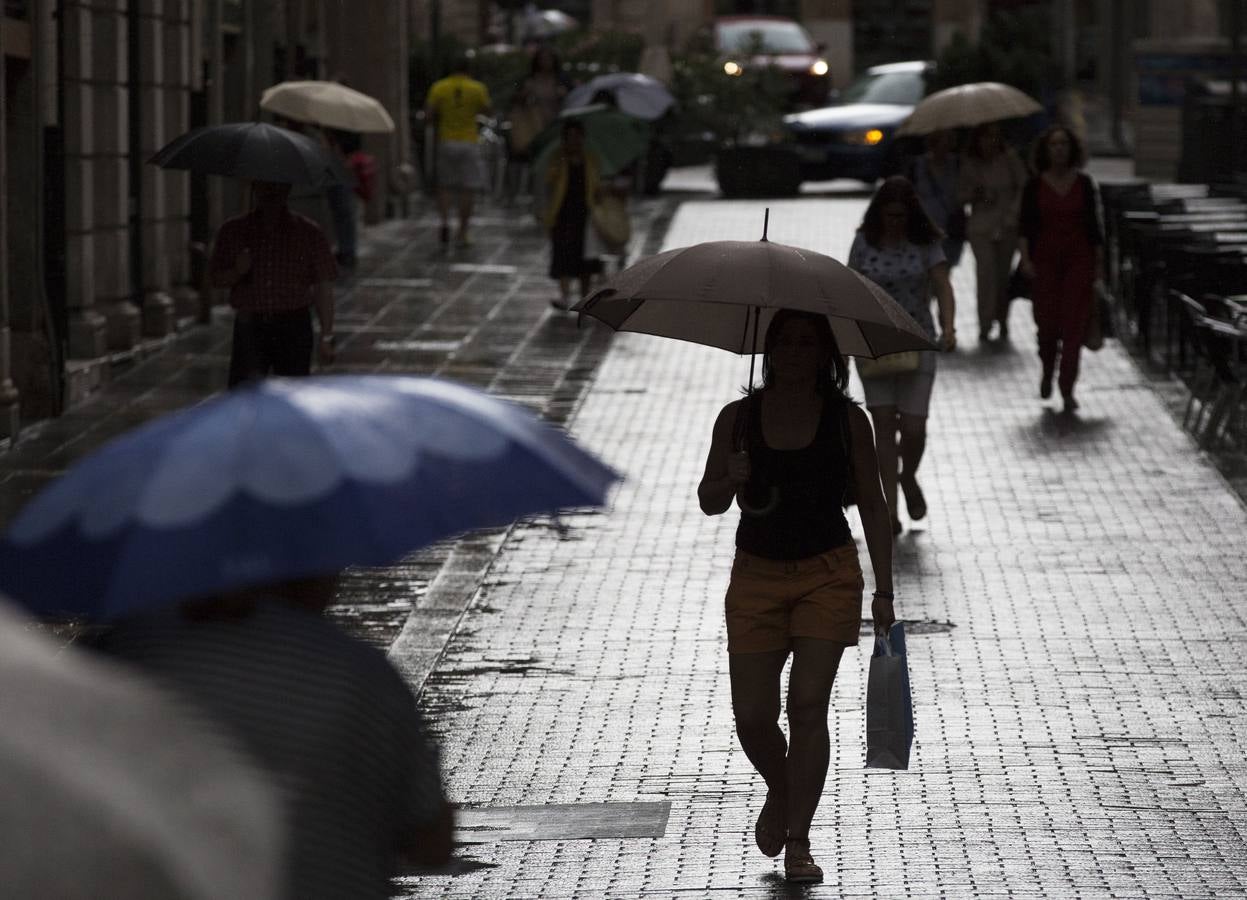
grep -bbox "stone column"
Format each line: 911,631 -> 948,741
802,0 -> 853,90
61,1 -> 109,358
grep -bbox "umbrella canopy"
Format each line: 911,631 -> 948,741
897,81 -> 1043,136
149,121 -> 346,186
260,80 -> 396,134
0,599 -> 283,898
573,236 -> 936,359
564,73 -> 676,121
0,376 -> 619,620
528,9 -> 578,37
529,104 -> 650,178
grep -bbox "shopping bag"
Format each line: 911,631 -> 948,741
591,193 -> 632,252
865,622 -> 913,770
856,351 -> 921,379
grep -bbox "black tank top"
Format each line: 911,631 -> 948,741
735,392 -> 853,560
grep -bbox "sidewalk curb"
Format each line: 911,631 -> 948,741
386,195 -> 683,694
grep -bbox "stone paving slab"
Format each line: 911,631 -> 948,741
0,197 -> 673,649
397,198 -> 1247,898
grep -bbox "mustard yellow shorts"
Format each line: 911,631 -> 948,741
724,543 -> 864,653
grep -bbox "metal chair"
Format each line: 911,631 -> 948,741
1172,290 -> 1245,447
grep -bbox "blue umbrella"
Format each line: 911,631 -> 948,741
0,376 -> 619,619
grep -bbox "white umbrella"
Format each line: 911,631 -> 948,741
260,80 -> 396,134
565,73 -> 676,121
0,599 -> 284,899
527,9 -> 577,38
897,81 -> 1043,136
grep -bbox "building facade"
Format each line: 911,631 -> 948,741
0,0 -> 412,442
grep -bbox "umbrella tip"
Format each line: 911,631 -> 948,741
761,207 -> 770,242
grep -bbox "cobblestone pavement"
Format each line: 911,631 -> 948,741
397,197 -> 1247,898
0,196 -> 674,648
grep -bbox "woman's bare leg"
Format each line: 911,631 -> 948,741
869,406 -> 900,527
784,637 -> 845,841
728,649 -> 790,792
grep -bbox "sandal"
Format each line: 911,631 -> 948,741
900,475 -> 927,521
754,791 -> 785,858
784,839 -> 823,884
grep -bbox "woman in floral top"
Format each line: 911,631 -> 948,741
849,176 -> 957,535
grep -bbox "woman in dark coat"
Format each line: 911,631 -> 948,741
1017,125 -> 1104,413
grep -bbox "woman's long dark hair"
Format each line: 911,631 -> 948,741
530,46 -> 563,77
859,175 -> 944,248
1031,123 -> 1086,172
758,309 -> 850,397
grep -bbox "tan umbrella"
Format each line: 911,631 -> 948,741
0,599 -> 284,899
572,213 -> 936,361
897,81 -> 1042,136
260,80 -> 395,134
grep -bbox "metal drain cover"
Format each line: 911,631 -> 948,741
861,618 -> 955,636
456,801 -> 670,843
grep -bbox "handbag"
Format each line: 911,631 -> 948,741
591,194 -> 632,252
1007,263 -> 1032,300
865,622 -> 914,770
856,351 -> 921,379
1083,280 -> 1112,351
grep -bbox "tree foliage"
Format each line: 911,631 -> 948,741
668,35 -> 793,145
928,6 -> 1063,102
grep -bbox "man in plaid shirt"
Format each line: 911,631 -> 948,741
210,181 -> 338,387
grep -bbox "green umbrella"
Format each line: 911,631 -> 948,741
529,103 -> 650,178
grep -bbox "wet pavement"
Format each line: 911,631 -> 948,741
5,174 -> 1247,897
0,195 -> 675,647
396,195 -> 1247,897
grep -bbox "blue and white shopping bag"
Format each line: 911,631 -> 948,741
865,621 -> 914,770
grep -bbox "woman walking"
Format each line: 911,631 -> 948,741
544,119 -> 601,310
698,309 -> 896,884
848,176 -> 957,535
958,123 -> 1027,342
1017,125 -> 1104,413
909,129 -> 966,268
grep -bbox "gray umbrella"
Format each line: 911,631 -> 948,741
149,121 -> 346,186
0,599 -> 284,899
573,213 -> 936,361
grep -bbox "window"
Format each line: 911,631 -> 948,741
717,21 -> 814,55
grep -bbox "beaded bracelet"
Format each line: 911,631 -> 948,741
872,590 -> 894,600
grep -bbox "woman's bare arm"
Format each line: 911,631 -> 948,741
698,400 -> 747,516
929,262 -> 957,350
847,405 -> 895,631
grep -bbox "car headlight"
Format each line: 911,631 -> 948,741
724,60 -> 743,76
842,128 -> 886,146
809,59 -> 829,77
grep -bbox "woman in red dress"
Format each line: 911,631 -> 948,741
1017,125 -> 1104,413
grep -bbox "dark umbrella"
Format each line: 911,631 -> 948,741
149,122 -> 346,186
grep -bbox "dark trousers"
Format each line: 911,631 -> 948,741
227,307 -> 314,388
1033,247 -> 1095,398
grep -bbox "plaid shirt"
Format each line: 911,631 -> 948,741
210,208 -> 337,313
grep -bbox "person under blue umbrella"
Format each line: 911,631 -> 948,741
87,572 -> 454,900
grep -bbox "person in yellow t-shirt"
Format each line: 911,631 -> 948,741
424,57 -> 493,247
